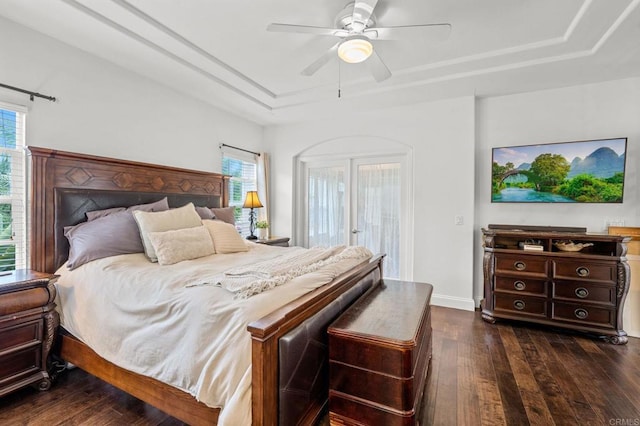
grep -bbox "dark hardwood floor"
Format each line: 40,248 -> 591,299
2,306 -> 640,425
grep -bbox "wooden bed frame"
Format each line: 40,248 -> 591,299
28,146 -> 384,425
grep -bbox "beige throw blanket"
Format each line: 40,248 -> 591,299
186,245 -> 373,298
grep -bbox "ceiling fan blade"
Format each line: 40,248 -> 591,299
364,23 -> 451,41
267,23 -> 348,37
368,50 -> 391,82
352,0 -> 379,32
301,42 -> 341,76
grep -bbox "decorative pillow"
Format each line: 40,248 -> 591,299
203,219 -> 248,254
64,211 -> 144,269
133,203 -> 203,262
148,226 -> 215,265
195,206 -> 215,220
210,206 -> 236,225
86,197 -> 169,221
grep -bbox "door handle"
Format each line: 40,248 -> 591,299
351,229 -> 362,234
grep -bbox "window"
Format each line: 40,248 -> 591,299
0,102 -> 26,271
222,150 -> 258,237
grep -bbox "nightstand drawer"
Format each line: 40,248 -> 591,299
256,237 -> 290,247
0,319 -> 42,352
0,288 -> 50,316
0,346 -> 41,385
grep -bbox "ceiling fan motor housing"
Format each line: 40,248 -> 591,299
335,1 -> 376,32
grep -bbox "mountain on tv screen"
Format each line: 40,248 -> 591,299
491,137 -> 627,203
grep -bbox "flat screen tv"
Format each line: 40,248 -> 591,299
491,137 -> 627,203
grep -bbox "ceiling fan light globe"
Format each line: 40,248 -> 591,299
338,36 -> 373,64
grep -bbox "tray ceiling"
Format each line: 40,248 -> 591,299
1,0 -> 640,124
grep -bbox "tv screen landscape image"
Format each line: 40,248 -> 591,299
492,137 -> 627,203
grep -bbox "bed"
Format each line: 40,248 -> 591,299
28,146 -> 384,425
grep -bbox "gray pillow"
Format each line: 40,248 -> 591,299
195,206 -> 215,220
210,206 -> 236,225
64,210 -> 145,269
86,197 -> 169,221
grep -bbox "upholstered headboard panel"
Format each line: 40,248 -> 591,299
29,147 -> 229,273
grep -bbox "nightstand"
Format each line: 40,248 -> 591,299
255,237 -> 290,247
0,270 -> 58,397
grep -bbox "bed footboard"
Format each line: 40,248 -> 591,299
248,255 -> 384,426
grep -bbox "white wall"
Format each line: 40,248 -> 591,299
0,17 -> 262,172
265,97 -> 477,311
475,77 -> 640,335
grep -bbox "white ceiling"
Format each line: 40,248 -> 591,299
2,0 -> 640,125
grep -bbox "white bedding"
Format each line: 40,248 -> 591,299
54,242 -> 371,425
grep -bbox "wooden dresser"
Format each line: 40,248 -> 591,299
482,226 -> 630,344
0,270 -> 58,396
328,280 -> 433,425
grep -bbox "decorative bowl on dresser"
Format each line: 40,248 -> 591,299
328,279 -> 433,425
0,270 -> 58,396
482,225 -> 630,344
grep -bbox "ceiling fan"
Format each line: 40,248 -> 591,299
267,0 -> 451,82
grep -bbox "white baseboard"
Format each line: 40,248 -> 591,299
431,294 -> 476,311
625,329 -> 640,339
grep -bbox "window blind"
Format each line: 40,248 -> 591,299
0,101 -> 27,271
222,149 -> 258,237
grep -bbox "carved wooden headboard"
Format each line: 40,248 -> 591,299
28,147 -> 229,274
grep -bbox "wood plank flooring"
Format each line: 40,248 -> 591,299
2,306 -> 640,425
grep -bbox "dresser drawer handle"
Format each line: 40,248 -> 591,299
576,267 -> 590,277
514,281 -> 526,291
574,308 -> 588,319
513,300 -> 526,310
514,261 -> 526,271
575,287 -> 589,298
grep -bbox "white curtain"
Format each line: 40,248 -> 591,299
357,163 -> 400,278
307,166 -> 345,247
257,152 -> 269,226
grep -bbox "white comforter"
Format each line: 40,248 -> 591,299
54,242 -> 371,425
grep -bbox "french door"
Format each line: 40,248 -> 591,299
302,156 -> 407,279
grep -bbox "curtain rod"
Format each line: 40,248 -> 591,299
0,83 -> 57,102
219,143 -> 260,156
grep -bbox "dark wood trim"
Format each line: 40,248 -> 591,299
58,332 -> 219,425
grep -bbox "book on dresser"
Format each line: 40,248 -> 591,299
481,225 -> 631,345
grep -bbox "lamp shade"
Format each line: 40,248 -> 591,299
338,35 -> 373,64
243,191 -> 263,209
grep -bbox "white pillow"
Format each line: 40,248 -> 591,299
148,226 -> 215,265
133,203 -> 203,262
203,220 -> 249,254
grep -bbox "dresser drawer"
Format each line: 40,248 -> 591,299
0,319 -> 42,352
552,302 -> 615,329
552,281 -> 615,305
495,276 -> 546,295
494,294 -> 547,318
552,260 -> 616,282
495,255 -> 547,276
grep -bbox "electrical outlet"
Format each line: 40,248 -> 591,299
605,218 -> 626,229
454,215 -> 464,225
